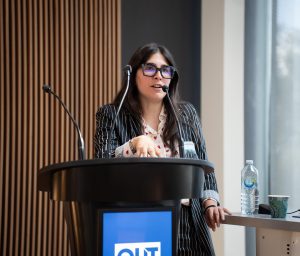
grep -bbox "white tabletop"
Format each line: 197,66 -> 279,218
223,213 -> 300,232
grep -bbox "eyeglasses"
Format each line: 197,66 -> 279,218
141,63 -> 175,79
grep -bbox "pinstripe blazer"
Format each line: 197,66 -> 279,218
94,102 -> 218,255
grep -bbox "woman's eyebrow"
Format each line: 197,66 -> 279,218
145,62 -> 169,67
145,62 -> 156,66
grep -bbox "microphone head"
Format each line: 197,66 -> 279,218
123,65 -> 132,74
161,85 -> 169,92
42,84 -> 52,93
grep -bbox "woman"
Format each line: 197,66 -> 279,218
94,43 -> 229,255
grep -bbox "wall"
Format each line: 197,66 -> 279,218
121,0 -> 201,111
0,0 -> 121,255
201,0 -> 245,255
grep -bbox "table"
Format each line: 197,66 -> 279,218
223,213 -> 300,256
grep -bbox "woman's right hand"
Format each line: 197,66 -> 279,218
131,135 -> 161,157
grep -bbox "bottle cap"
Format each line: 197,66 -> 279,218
246,160 -> 253,165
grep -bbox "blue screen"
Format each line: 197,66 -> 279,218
102,210 -> 172,256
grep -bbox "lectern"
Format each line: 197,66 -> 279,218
38,158 -> 214,256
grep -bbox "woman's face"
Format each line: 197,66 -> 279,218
135,52 -> 172,104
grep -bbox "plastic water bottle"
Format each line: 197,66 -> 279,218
241,160 -> 259,214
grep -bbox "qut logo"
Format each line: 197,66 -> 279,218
114,242 -> 161,256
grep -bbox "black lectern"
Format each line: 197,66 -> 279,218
38,158 -> 214,256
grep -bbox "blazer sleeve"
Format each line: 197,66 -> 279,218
183,103 -> 220,202
94,104 -> 119,158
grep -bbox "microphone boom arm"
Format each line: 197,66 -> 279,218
43,84 -> 86,160
162,86 -> 185,158
106,67 -> 131,158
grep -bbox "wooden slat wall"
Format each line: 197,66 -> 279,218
0,0 -> 121,255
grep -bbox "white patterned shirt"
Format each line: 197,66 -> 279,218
115,106 -> 179,157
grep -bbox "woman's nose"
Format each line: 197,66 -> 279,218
154,70 -> 163,80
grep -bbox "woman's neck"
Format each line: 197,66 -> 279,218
141,101 -> 163,131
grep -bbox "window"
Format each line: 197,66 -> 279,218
245,1 -> 300,254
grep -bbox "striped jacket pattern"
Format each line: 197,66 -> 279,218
94,102 -> 218,256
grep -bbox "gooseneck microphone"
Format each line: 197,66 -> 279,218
42,84 -> 86,160
106,65 -> 132,158
161,85 -> 185,157
123,65 -> 132,74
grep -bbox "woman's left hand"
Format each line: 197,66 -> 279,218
203,200 -> 231,232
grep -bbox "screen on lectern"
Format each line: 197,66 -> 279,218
99,208 -> 174,256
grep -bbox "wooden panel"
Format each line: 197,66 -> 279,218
0,0 -> 121,255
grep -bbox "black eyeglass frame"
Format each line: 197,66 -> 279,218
141,63 -> 176,79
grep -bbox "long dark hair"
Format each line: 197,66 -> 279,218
114,43 -> 180,155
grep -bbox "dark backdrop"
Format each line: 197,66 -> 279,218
121,0 -> 201,112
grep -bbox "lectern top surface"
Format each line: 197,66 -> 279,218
39,158 -> 214,174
